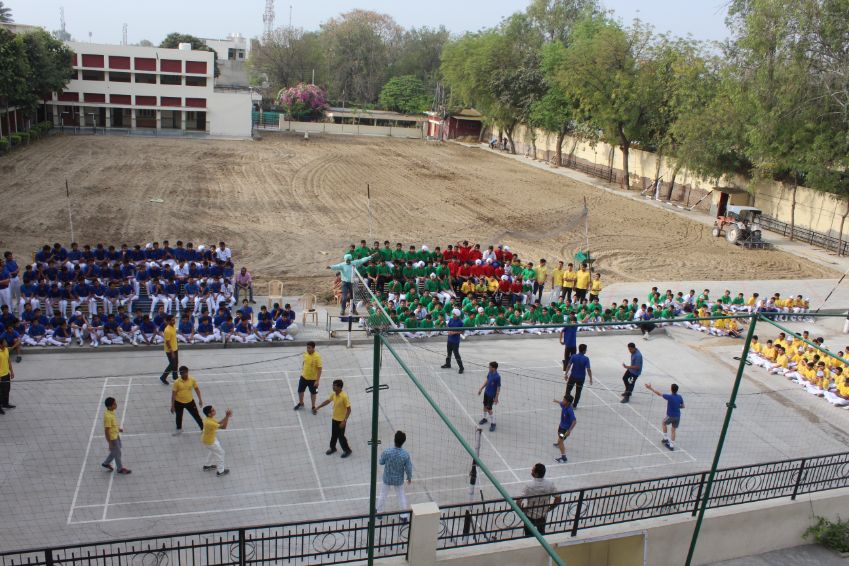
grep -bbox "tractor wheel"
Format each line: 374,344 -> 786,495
726,228 -> 741,243
711,227 -> 721,237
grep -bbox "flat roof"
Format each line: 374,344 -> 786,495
326,107 -> 424,121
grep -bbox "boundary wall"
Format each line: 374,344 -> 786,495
276,117 -> 423,139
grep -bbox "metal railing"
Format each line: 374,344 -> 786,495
561,154 -> 617,184
758,214 -> 849,256
437,451 -> 849,550
0,513 -> 409,565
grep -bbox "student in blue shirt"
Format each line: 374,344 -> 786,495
218,316 -> 236,344
560,314 -> 579,373
564,343 -> 593,409
139,315 -> 159,345
87,314 -> 105,347
196,316 -> 218,343
103,314 -> 122,345
24,319 -> 48,346
177,312 -> 195,344
118,314 -> 137,345
553,393 -> 576,463
68,310 -> 87,345
237,300 -> 253,323
2,324 -> 22,361
234,318 -> 256,343
621,342 -> 643,404
254,318 -> 273,342
272,315 -> 295,341
440,309 -> 465,374
645,383 -> 684,450
477,361 -> 501,432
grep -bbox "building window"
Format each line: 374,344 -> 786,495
109,56 -> 131,70
160,59 -> 181,73
110,94 -> 131,105
58,92 -> 79,102
109,71 -> 131,83
81,54 -> 104,68
185,97 -> 206,108
160,96 -> 181,107
81,70 -> 105,81
135,73 -> 157,85
185,111 -> 207,131
135,95 -> 156,106
83,93 -> 106,103
185,61 -> 207,74
160,74 -> 181,86
134,57 -> 156,71
185,76 -> 207,87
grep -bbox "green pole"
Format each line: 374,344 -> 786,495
380,335 -> 566,566
367,333 -> 381,565
685,314 -> 759,566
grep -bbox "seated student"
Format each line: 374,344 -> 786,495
86,314 -> 105,347
234,316 -> 256,343
254,317 -> 274,342
117,313 -> 137,346
2,323 -> 23,360
767,346 -> 789,374
805,361 -> 829,396
194,315 -> 219,343
459,278 -> 475,298
217,315 -> 236,344
138,314 -> 160,345
237,300 -> 254,323
119,278 -> 137,313
824,368 -> 849,406
23,315 -> 49,346
177,313 -> 195,344
46,320 -> 72,347
790,295 -> 810,321
102,314 -> 123,345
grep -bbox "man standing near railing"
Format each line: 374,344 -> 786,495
328,253 -> 375,316
376,430 -> 414,522
518,463 -> 561,535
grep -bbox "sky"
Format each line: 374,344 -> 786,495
9,0 -> 732,45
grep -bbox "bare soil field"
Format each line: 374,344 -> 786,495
0,133 -> 836,294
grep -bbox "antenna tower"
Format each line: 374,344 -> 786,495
122,23 -> 128,45
262,0 -> 275,39
60,7 -> 66,35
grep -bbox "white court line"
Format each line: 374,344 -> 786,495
120,424 -> 303,438
497,403 -> 606,416
67,377 -> 110,525
102,376 -> 133,520
283,369 -> 326,501
104,371 -> 409,387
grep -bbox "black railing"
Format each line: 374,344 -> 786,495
758,214 -> 849,256
0,513 -> 409,565
437,451 -> 849,550
561,154 -> 617,183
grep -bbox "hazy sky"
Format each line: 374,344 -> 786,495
10,0 -> 731,45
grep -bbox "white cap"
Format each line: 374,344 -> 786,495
422,245 -> 429,251
145,242 -> 153,249
501,275 -> 508,280
475,259 -> 482,265
452,308 -> 462,317
74,310 -> 82,315
418,261 -> 426,268
198,245 -> 205,251
486,258 -> 493,263
504,246 -> 510,251
478,307 -> 485,313
430,273 -> 436,279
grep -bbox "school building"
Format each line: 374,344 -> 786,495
48,41 -> 252,137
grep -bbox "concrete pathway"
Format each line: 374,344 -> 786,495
708,544 -> 849,565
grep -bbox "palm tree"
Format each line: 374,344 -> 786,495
0,2 -> 12,23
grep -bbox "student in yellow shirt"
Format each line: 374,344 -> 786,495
562,263 -> 577,302
202,404 -> 232,476
0,338 -> 14,413
315,379 -> 352,458
171,365 -> 204,435
589,273 -> 602,302
295,341 -> 323,412
101,396 -> 131,474
549,261 -> 565,304
460,279 -> 475,297
574,264 -> 591,301
533,259 -> 549,303
159,315 -> 178,385
768,346 -> 789,374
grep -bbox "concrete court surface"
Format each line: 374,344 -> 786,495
2,313 -> 849,553
709,544 -> 849,565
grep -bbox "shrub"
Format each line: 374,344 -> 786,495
277,83 -> 329,121
0,138 -> 8,152
805,516 -> 849,553
9,134 -> 22,145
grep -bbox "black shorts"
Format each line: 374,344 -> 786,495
298,376 -> 318,394
557,427 -> 570,440
663,416 -> 680,428
483,394 -> 495,410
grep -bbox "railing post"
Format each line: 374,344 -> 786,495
691,472 -> 707,517
45,549 -> 54,566
238,528 -> 246,566
791,459 -> 807,501
571,489 -> 585,537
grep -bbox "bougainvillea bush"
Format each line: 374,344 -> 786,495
277,83 -> 329,120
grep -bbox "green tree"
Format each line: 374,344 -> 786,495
19,29 -> 74,122
391,26 -> 450,92
248,27 -> 326,100
0,2 -> 12,23
379,75 -> 428,114
159,33 -> 219,77
0,29 -> 30,135
526,0 -> 599,43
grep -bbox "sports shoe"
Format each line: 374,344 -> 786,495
3,404 -> 15,409
554,455 -> 568,464
341,451 -> 352,458
489,423 -> 496,432
293,403 -> 304,411
14,356 -> 21,363
216,469 -> 230,476
326,448 -> 337,455
203,465 -> 217,471
661,438 -> 669,446
117,468 -> 132,474
458,367 -> 464,374
666,444 -> 675,451
102,463 -> 114,471
285,335 -> 294,341
440,364 -> 451,369
172,430 -> 182,436
160,377 -> 168,385
620,397 -> 629,404
478,418 -> 488,425
643,333 -> 650,341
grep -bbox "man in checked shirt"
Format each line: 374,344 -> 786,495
376,430 -> 414,522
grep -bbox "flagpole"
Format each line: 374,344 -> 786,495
584,196 -> 590,275
367,184 -> 373,245
66,178 -> 75,242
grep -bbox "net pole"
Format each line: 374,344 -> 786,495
366,332 -> 381,565
65,179 -> 75,242
685,314 -> 760,566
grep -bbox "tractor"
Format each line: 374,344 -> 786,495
712,205 -> 765,245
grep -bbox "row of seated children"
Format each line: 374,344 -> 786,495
0,301 -> 297,350
34,240 -> 233,269
647,288 -> 811,320
747,332 -> 849,407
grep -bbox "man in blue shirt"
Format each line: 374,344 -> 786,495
553,393 -> 576,463
560,315 -> 578,372
621,342 -> 643,404
645,382 -> 684,450
564,343 -> 593,409
440,308 -> 465,374
376,430 -> 414,522
477,361 -> 501,431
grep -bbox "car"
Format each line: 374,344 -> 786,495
712,205 -> 764,244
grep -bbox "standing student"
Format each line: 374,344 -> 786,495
564,343 -> 593,409
645,383 -> 684,450
171,366 -> 204,435
440,308 -> 465,374
376,430 -> 414,521
477,361 -> 501,432
294,341 -> 323,412
101,397 -> 131,474
552,394 -> 576,463
574,263 -> 591,301
315,379 -> 352,458
518,463 -> 561,536
202,405 -> 232,476
620,342 -> 643,403
560,315 -> 578,373
328,253 -> 375,316
0,338 -> 14,414
159,315 -> 178,385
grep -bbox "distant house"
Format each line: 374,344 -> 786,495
425,109 -> 484,140
325,107 -> 424,128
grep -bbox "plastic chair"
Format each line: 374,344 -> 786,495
266,280 -> 284,309
302,294 -> 319,326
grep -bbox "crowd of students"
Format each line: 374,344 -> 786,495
0,241 -> 296,354
748,331 -> 849,407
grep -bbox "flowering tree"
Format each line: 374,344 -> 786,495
277,83 -> 329,120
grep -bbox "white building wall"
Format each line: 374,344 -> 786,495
208,91 -> 252,137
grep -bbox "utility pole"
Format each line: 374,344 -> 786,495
122,23 -> 127,45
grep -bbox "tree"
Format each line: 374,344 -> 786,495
137,39 -> 154,47
19,30 -> 74,121
526,0 -> 599,43
320,10 -> 402,105
555,16 -> 654,189
248,27 -> 326,99
159,33 -> 219,77
0,29 -> 30,135
390,26 -> 450,92
379,75 -> 428,114
0,2 -> 12,23
277,83 -> 328,120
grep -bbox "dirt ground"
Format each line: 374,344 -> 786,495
0,133 -> 837,295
